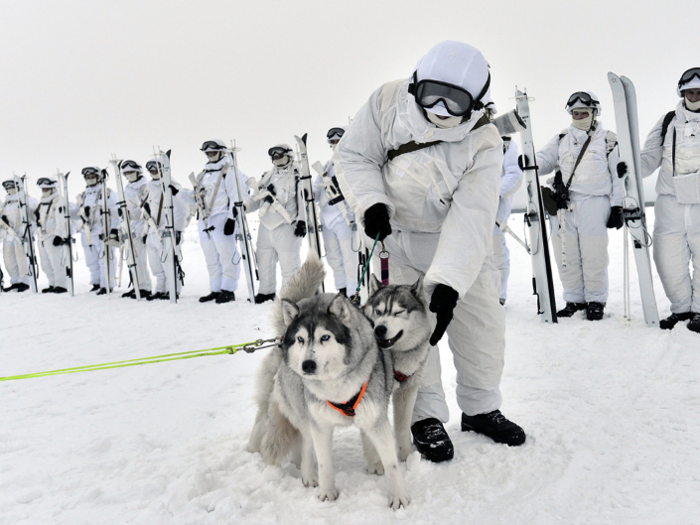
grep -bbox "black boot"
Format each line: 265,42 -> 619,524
254,293 -> 276,304
42,286 -> 55,293
586,302 -> 605,321
556,302 -> 587,318
461,410 -> 526,446
410,418 -> 454,463
121,289 -> 136,299
90,284 -> 101,292
687,313 -> 700,334
15,283 -> 30,293
199,291 -> 220,303
96,287 -> 112,296
52,287 -> 68,294
139,289 -> 151,300
659,311 -> 693,330
215,290 -> 235,304
338,287 -> 347,297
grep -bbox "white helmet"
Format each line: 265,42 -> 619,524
409,40 -> 491,118
677,67 -> 700,97
565,91 -> 601,116
200,139 -> 227,152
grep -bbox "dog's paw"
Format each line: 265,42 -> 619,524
397,443 -> 414,462
302,476 -> 318,488
388,491 -> 411,510
318,488 -> 339,502
367,461 -> 384,475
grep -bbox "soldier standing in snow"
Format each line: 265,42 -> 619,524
536,92 -> 624,321
192,139 -> 249,304
35,177 -> 71,294
118,160 -> 152,299
640,68 -> 700,333
142,159 -> 191,301
336,40 -> 526,462
313,127 -> 358,296
245,144 -> 305,304
76,166 -> 120,295
1,179 -> 35,292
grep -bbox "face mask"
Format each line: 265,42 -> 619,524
273,156 -> 290,168
42,188 -> 54,197
685,98 -> 700,112
149,171 -> 161,181
6,187 -> 18,195
572,114 -> 594,130
426,110 -> 462,129
124,172 -> 140,183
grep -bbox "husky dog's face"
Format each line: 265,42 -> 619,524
366,275 -> 431,351
280,295 -> 355,380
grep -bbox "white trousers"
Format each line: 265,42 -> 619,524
492,228 -> 510,301
81,232 -> 115,288
256,223 -> 302,295
38,236 -> 67,288
125,234 -> 152,292
147,231 -> 183,294
378,231 -> 505,423
549,196 -> 610,304
653,195 -> 700,314
2,240 -> 30,285
322,216 -> 358,292
198,213 -> 239,293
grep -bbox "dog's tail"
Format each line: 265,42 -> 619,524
271,251 -> 326,336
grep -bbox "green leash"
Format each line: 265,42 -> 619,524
0,338 -> 280,382
353,233 -> 381,299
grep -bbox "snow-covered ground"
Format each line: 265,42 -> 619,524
1,209 -> 699,525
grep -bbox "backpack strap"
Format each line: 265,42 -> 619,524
660,110 -> 676,145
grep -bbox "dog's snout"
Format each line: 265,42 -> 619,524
375,325 -> 387,338
302,360 -> 317,374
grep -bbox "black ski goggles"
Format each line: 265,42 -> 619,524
2,181 -> 18,189
200,141 -> 225,152
326,128 -> 345,140
413,79 -> 475,116
566,92 -> 599,109
679,67 -> 700,89
120,160 -> 141,171
37,177 -> 56,186
268,147 -> 291,159
81,168 -> 99,178
146,161 -> 162,173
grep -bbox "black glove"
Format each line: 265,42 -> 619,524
223,218 -> 235,236
232,206 -> 238,219
84,206 -> 90,218
616,162 -> 628,178
363,203 -> 392,241
517,154 -> 530,170
52,236 -> 65,247
143,202 -> 151,216
294,220 -> 307,238
607,206 -> 624,229
263,195 -> 274,204
267,184 -> 276,196
109,228 -> 119,240
176,230 -> 182,244
429,284 -> 459,346
142,235 -> 147,244
1,215 -> 8,224
169,184 -> 179,196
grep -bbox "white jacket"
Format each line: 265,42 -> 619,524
1,194 -> 38,243
536,122 -> 623,206
193,156 -> 248,220
641,100 -> 700,197
36,192 -> 68,241
77,184 -> 120,236
334,78 -> 503,297
496,139 -> 523,224
144,179 -> 191,233
248,162 -> 305,231
124,178 -> 149,237
313,159 -> 356,228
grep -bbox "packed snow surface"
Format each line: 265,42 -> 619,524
1,210 -> 699,525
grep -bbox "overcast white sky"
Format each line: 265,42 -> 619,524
1,0 -> 696,196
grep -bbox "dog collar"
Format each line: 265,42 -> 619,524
394,371 -> 410,382
327,380 -> 369,417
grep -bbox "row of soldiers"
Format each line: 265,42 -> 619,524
0,128 -> 359,304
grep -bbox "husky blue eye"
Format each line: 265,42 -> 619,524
375,309 -> 382,316
297,336 -> 304,344
320,334 -> 330,342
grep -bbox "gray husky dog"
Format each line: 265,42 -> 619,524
247,253 -> 410,509
365,273 -> 432,462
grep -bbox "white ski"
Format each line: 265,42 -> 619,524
229,142 -> 258,302
16,175 -> 39,293
514,89 -> 558,323
99,170 -> 114,294
57,170 -> 75,296
608,72 -> 659,327
294,134 -> 324,292
110,158 -> 142,301
156,149 -> 179,304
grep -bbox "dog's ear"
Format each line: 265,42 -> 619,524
411,275 -> 425,296
369,273 -> 383,295
328,294 -> 351,322
281,299 -> 300,326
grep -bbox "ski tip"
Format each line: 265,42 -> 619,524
301,133 -> 308,145
166,149 -> 172,159
608,72 -> 620,82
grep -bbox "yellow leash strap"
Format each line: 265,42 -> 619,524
0,338 -> 281,382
